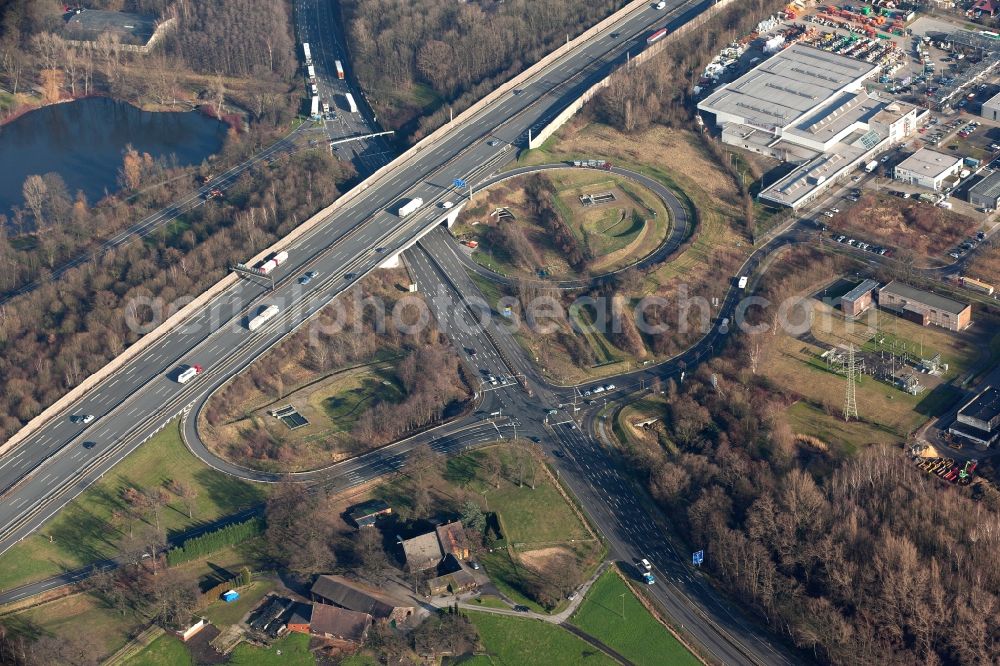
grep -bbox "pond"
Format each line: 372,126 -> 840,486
0,97 -> 228,218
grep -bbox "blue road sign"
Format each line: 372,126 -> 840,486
453,178 -> 467,188
692,550 -> 704,566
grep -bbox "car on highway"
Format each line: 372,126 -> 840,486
487,139 -> 500,147
553,449 -> 565,458
71,414 -> 95,424
642,571 -> 656,585
513,89 -> 524,95
440,201 -> 454,209
82,441 -> 96,449
345,272 -> 357,280
375,247 -> 386,253
655,0 -> 666,7
640,558 -> 652,571
604,384 -> 615,391
299,271 -> 318,285
592,386 -> 605,394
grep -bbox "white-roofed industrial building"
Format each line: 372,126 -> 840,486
893,148 -> 963,191
698,44 -> 919,210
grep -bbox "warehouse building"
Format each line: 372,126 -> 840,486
968,171 -> 1000,210
841,279 -> 879,319
949,386 -> 1000,447
877,281 -> 972,331
698,44 -> 918,210
982,91 -> 1000,121
893,148 -> 963,191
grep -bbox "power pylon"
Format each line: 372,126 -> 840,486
843,343 -> 859,422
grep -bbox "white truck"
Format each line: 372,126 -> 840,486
398,197 -> 423,217
176,364 -> 203,384
310,95 -> 320,119
864,160 -> 879,173
307,64 -> 316,80
248,305 -> 280,331
344,92 -> 358,113
302,42 -> 312,65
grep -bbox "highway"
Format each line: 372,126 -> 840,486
0,0 -> 810,662
0,0 -> 708,560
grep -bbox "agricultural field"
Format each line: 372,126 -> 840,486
463,611 -> 617,666
570,569 -> 699,666
0,420 -> 264,592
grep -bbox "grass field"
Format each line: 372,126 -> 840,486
0,419 -> 264,591
571,570 -> 699,666
6,593 -> 145,661
464,611 -> 616,666
785,401 -> 900,455
448,447 -> 592,546
130,633 -> 194,666
460,169 -> 669,280
229,631 -> 314,666
201,579 -> 277,627
760,300 -> 985,443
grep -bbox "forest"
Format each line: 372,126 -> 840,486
340,0 -> 625,141
0,0 -> 296,105
0,149 -> 354,442
617,245 -> 1000,663
633,339 -> 1000,664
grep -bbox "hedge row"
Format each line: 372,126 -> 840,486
166,517 -> 264,566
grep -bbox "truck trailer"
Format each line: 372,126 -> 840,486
307,64 -> 316,80
344,92 -> 358,113
248,305 -> 280,331
335,60 -> 345,80
398,197 -> 423,217
310,95 -> 320,119
176,364 -> 203,384
302,42 -> 312,65
959,276 -> 994,295
647,28 -> 668,44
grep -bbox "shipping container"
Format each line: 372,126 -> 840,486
248,305 -> 280,331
